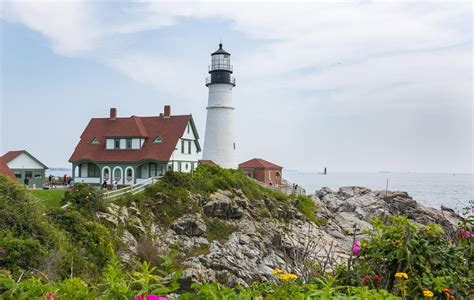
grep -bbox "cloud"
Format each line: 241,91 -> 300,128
1,0 -> 471,172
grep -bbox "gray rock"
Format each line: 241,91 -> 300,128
170,214 -> 206,237
203,191 -> 243,219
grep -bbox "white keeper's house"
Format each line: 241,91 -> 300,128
69,105 -> 200,186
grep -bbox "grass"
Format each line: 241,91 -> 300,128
205,218 -> 237,242
30,189 -> 66,209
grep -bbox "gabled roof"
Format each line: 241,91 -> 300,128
239,158 -> 282,169
0,157 -> 16,180
69,114 -> 201,163
2,150 -> 48,169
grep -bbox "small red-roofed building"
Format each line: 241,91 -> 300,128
238,158 -> 283,186
69,105 -> 201,186
0,150 -> 48,187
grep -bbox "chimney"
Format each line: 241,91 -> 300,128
110,108 -> 117,120
164,105 -> 171,118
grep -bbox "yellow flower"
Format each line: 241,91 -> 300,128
394,272 -> 408,280
132,272 -> 141,277
423,290 -> 434,298
278,273 -> 298,281
272,269 -> 284,275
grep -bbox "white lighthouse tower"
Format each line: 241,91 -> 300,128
202,43 -> 237,168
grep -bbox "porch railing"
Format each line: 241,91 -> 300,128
103,176 -> 162,201
248,177 -> 306,196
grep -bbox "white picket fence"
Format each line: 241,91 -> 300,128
103,176 -> 162,201
248,177 -> 306,195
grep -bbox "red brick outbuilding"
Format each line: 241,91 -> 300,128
238,158 -> 283,186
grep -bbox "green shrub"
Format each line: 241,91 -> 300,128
62,183 -> 106,216
347,215 -> 473,299
47,209 -> 114,275
0,175 -> 68,275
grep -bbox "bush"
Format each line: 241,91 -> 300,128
0,175 -> 67,276
62,183 -> 106,216
346,215 -> 473,299
47,209 -> 114,276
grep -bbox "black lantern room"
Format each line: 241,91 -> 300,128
206,43 -> 236,87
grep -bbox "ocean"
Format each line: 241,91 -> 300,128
284,171 -> 473,212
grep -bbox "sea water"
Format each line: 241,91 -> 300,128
284,171 -> 473,212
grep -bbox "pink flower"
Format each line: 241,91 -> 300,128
353,240 -> 361,256
459,229 -> 472,239
45,292 -> 55,300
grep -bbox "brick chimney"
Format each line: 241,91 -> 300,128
163,105 -> 171,118
110,108 -> 117,120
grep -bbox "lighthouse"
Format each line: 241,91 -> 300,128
202,43 -> 237,169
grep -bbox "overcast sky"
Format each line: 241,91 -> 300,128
0,1 -> 472,173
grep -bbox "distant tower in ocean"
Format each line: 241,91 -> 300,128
202,43 -> 237,168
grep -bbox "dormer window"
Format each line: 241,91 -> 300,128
91,138 -> 100,144
153,137 -> 163,143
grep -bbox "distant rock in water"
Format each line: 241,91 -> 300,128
97,185 -> 462,287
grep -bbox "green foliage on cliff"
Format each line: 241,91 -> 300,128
129,164 -> 319,226
205,218 -> 237,242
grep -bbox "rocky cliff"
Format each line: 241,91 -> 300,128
97,184 -> 461,287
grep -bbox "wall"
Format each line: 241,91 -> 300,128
7,153 -> 44,169
242,167 -> 282,186
170,120 -> 199,173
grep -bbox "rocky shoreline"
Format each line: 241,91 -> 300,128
98,186 -> 462,287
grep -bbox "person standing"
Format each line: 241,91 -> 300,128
48,174 -> 53,187
102,179 -> 108,190
24,176 -> 30,188
63,174 -> 67,187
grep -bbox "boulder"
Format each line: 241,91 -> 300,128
203,191 -> 243,219
171,214 -> 206,237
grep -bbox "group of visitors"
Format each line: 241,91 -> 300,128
62,174 -> 74,189
101,176 -> 118,190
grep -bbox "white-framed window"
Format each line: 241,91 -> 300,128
91,138 -> 99,144
154,137 -> 162,143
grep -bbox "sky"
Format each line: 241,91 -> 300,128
0,0 -> 472,173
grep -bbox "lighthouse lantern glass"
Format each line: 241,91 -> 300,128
212,54 -> 231,71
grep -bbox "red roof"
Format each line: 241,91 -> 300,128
1,150 -> 48,169
239,158 -> 282,169
69,114 -> 199,163
2,150 -> 23,163
0,157 -> 16,181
